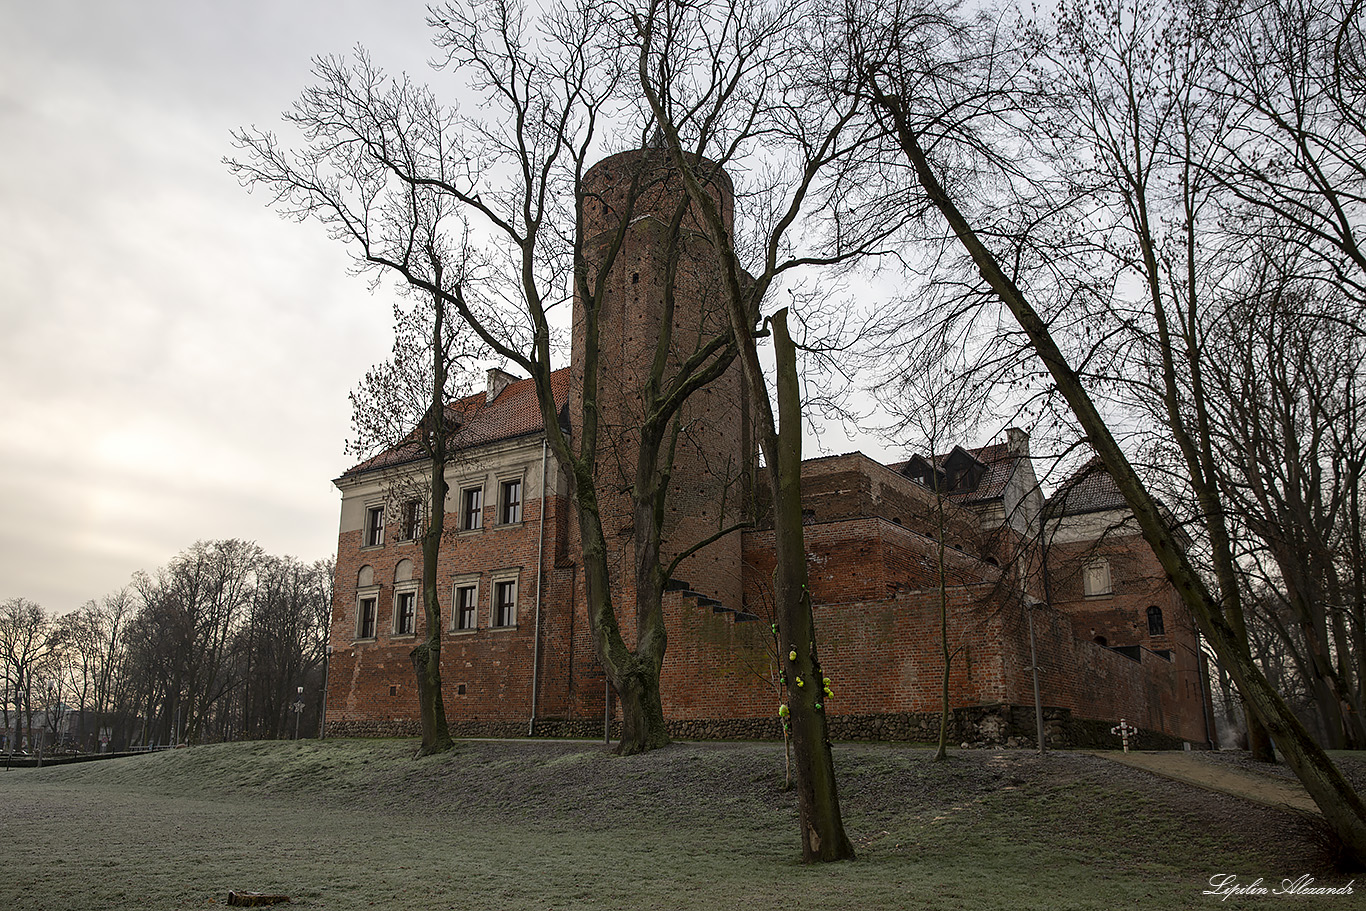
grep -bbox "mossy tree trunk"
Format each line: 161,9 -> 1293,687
769,310 -> 856,862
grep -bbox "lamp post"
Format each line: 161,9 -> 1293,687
292,686 -> 305,740
319,645 -> 333,739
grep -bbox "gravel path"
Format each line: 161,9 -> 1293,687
1091,750 -> 1322,813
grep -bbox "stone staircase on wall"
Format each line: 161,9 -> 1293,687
665,577 -> 760,622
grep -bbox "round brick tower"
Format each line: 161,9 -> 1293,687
569,149 -> 747,619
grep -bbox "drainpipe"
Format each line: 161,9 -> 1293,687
528,439 -> 548,736
1197,630 -> 1216,749
1026,599 -> 1047,755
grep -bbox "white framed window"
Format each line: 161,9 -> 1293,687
490,569 -> 520,628
1082,560 -> 1112,598
394,591 -> 416,635
392,561 -> 418,636
363,504 -> 385,548
461,485 -> 484,531
356,578 -> 381,640
452,574 -> 480,632
393,586 -> 418,636
498,477 -> 523,525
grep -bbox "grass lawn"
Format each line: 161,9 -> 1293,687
3,739 -> 1357,910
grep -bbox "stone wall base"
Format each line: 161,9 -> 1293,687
327,704 -> 1192,750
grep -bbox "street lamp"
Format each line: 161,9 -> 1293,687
292,686 -> 305,740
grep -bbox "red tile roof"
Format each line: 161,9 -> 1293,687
339,368 -> 570,479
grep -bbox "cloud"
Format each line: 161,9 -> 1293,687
0,0 -> 434,610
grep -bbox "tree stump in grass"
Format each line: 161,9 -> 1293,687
226,891 -> 290,906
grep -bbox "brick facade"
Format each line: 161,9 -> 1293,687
323,151 -> 1215,750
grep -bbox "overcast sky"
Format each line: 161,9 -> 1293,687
1,0 -> 905,614
0,1 -> 457,611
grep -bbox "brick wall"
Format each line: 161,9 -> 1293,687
329,470 -> 1212,749
325,149 -> 1210,750
1043,516 -> 1213,745
328,443 -> 610,737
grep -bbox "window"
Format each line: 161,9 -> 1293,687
1082,560 -> 1112,597
493,579 -> 517,627
400,499 -> 422,541
1147,605 -> 1165,636
499,479 -> 523,525
357,596 -> 377,639
395,591 -> 417,635
455,584 -> 478,631
461,486 -> 484,531
364,505 -> 385,547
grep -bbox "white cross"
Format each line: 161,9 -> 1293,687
1111,718 -> 1138,753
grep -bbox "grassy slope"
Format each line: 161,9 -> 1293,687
3,739 -> 1353,911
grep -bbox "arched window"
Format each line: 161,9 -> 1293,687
1147,605 -> 1165,636
356,565 -> 379,640
393,560 -> 418,636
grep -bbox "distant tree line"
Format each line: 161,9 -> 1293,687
0,540 -> 333,753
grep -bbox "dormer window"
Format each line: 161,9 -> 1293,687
942,447 -> 986,493
904,455 -> 946,492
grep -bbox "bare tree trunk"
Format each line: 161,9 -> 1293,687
615,663 -> 670,753
412,276 -> 454,757
770,310 -> 855,862
573,468 -> 672,756
934,484 -> 951,762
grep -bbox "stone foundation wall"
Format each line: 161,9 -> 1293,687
324,718 -> 423,739
329,704 -> 1191,749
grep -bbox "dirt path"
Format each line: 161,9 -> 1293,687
1090,750 -> 1320,814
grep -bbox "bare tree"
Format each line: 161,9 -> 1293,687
836,0 -> 1366,862
879,342 -> 990,760
349,241 -> 486,755
624,0 -> 901,860
128,540 -> 262,744
237,556 -> 334,740
1038,0 -> 1280,760
1038,0 -> 1366,756
0,599 -> 59,753
1204,255 -> 1366,748
229,0 -> 748,754
1212,0 -> 1366,306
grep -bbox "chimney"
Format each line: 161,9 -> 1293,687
1006,427 -> 1029,457
486,367 -> 518,402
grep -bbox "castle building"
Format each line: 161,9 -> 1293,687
324,151 -> 1214,749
